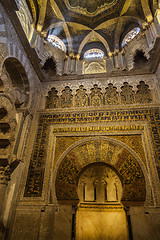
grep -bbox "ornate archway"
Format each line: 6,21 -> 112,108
52,137 -> 148,240
54,137 -> 147,204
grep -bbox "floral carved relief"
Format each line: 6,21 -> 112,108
75,85 -> 88,107
46,87 -> 59,108
105,83 -> 119,105
60,86 -> 73,108
90,84 -> 103,106
136,81 -> 152,103
120,82 -> 135,104
45,81 -> 153,108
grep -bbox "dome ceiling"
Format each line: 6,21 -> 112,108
64,0 -> 121,16
26,0 -> 156,54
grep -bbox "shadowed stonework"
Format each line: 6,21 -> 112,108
121,82 -> 135,104
60,86 -> 73,108
46,87 -> 59,108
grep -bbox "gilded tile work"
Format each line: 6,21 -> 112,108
54,135 -> 145,166
56,143 -> 145,202
24,108 -> 160,197
111,135 -> 146,165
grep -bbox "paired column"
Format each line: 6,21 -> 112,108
0,166 -> 10,237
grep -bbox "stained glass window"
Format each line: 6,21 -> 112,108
122,27 -> 140,47
84,49 -> 104,59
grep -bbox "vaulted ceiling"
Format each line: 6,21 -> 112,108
26,0 -> 157,54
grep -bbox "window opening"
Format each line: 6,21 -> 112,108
84,48 -> 104,60
122,27 -> 140,47
47,33 -> 66,52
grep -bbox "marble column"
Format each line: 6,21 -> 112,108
39,205 -> 55,240
0,165 -> 10,238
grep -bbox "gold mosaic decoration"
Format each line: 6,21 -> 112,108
24,108 -> 160,198
65,0 -> 120,16
54,134 -> 146,167
84,61 -> 106,75
56,142 -> 146,202
68,0 -> 117,13
111,135 -> 146,165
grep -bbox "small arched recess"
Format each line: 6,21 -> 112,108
4,58 -> 30,108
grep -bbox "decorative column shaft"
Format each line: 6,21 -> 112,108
124,207 -> 133,240
0,166 -> 10,238
0,166 -> 10,216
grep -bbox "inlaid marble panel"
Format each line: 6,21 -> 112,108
76,205 -> 128,240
